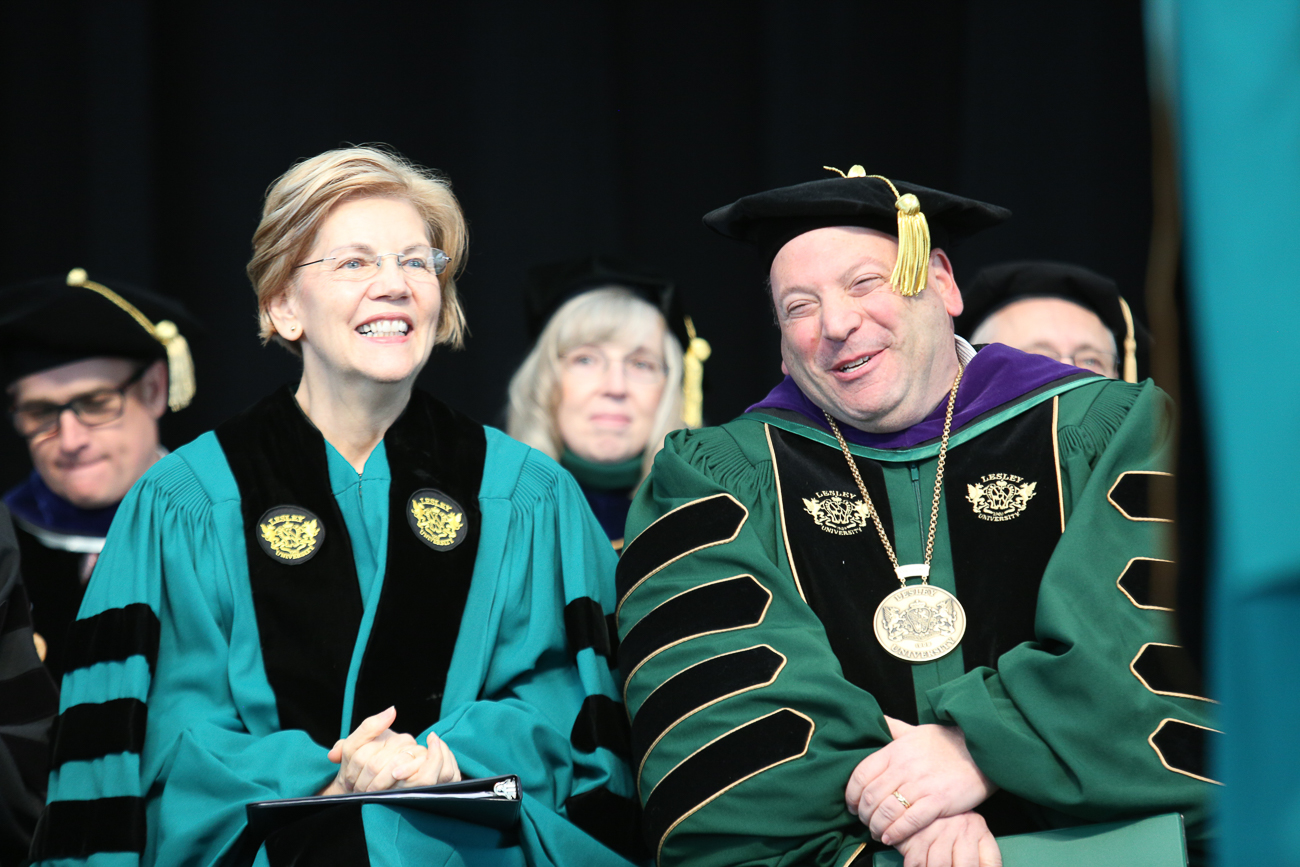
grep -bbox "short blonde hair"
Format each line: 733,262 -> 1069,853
248,146 -> 469,353
507,288 -> 684,481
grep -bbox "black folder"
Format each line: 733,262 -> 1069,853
244,774 -> 522,841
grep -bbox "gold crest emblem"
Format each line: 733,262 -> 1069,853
406,488 -> 469,551
256,506 -> 325,564
802,490 -> 870,536
966,473 -> 1037,522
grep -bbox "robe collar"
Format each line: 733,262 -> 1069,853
3,469 -> 118,551
745,343 -> 1093,450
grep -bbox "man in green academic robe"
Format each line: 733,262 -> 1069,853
615,171 -> 1215,867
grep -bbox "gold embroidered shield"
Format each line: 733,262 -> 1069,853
966,473 -> 1037,522
406,488 -> 469,551
257,506 -> 325,564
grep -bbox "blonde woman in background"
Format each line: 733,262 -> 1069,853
33,148 -> 641,867
507,257 -> 708,549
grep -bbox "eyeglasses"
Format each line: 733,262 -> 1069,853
10,365 -> 148,439
296,245 -> 450,281
561,347 -> 667,385
1024,348 -> 1117,377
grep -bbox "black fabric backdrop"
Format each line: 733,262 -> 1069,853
0,0 -> 1152,491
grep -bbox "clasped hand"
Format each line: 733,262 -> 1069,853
319,706 -> 461,796
845,717 -> 1000,866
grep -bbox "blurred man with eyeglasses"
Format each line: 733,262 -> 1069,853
955,261 -> 1148,384
0,269 -> 196,679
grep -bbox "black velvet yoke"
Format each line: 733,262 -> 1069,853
216,387 -> 484,747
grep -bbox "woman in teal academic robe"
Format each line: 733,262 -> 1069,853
32,147 -> 641,867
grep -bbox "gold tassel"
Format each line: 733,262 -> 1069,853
65,268 -> 196,410
682,315 -> 711,429
154,320 -> 196,410
867,176 -> 930,297
821,169 -> 931,297
1118,296 -> 1138,383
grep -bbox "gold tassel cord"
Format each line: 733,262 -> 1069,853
65,268 -> 196,411
1118,296 -> 1139,383
681,315 -> 711,429
865,176 -> 930,297
821,168 -> 931,297
154,321 -> 196,411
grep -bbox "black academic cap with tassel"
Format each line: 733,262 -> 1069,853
703,166 -> 1011,296
0,269 -> 197,410
524,255 -> 710,427
955,260 -> 1148,383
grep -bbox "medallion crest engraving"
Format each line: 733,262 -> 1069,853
801,490 -> 869,536
257,506 -> 325,564
966,473 -> 1037,522
407,488 -> 469,551
873,585 -> 966,662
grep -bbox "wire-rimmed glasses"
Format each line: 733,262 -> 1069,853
296,245 -> 450,281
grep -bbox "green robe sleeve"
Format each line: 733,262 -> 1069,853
618,424 -> 883,867
926,381 -> 1215,842
619,385 -> 1213,866
36,430 -> 642,867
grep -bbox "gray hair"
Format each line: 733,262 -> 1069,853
506,288 -> 684,481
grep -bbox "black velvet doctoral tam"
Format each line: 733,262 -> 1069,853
0,273 -> 196,386
955,260 -> 1150,357
702,174 -> 1011,262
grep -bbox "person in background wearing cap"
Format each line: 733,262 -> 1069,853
506,256 -> 709,549
614,168 -> 1213,866
32,147 -> 641,867
0,270 -> 195,680
955,261 -> 1146,383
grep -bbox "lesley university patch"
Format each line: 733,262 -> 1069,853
257,505 -> 325,564
407,488 -> 469,551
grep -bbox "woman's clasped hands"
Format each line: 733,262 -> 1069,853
319,706 -> 461,796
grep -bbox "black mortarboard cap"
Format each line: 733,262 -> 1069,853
0,269 -> 198,409
525,255 -> 691,350
954,260 -> 1148,383
703,167 -> 1012,279
524,255 -> 711,427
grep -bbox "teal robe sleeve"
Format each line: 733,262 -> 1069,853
38,437 -> 340,867
426,429 -> 641,865
35,430 -> 641,867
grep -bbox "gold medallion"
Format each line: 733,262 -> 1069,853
873,583 -> 966,662
257,506 -> 325,565
406,488 -> 469,551
825,362 -> 970,664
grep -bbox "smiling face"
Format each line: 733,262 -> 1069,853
13,357 -> 167,509
771,226 -> 964,433
268,196 -> 441,388
555,319 -> 668,464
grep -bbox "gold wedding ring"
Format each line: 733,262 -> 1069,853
892,790 -> 912,809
